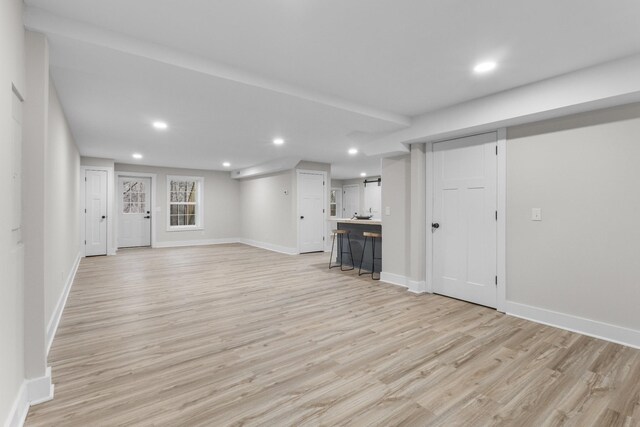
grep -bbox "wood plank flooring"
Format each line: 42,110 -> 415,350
25,244 -> 640,426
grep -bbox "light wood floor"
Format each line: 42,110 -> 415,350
26,244 -> 640,426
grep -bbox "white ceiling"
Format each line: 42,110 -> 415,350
26,0 -> 640,179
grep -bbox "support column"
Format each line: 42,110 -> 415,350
409,143 -> 426,292
22,30 -> 53,402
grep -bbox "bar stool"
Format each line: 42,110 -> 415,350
359,231 -> 382,280
329,229 -> 355,271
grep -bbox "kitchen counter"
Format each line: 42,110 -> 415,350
330,219 -> 381,271
330,218 -> 382,225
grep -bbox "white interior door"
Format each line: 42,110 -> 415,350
433,132 -> 497,308
364,183 -> 382,219
342,185 -> 359,218
298,171 -> 325,253
118,177 -> 152,248
85,170 -> 108,256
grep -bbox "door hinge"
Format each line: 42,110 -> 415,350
496,146 -> 498,155
323,208 -> 325,213
323,236 -> 325,241
495,210 -> 497,221
495,276 -> 498,285
85,209 -> 87,213
84,240 -> 86,245
85,177 -> 87,181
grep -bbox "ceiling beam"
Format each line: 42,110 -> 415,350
363,53 -> 640,155
23,6 -> 412,128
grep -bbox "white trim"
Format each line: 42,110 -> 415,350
166,174 -> 204,232
153,238 -> 239,248
27,367 -> 54,405
46,251 -> 81,356
4,382 -> 28,427
426,131 -> 505,310
115,171 -> 157,249
381,272 -> 427,295
408,280 -> 427,294
424,141 -> 434,293
296,170 -> 327,254
239,238 -> 299,255
496,128 -> 507,312
81,166 -> 115,256
380,272 -> 409,289
506,301 -> 640,350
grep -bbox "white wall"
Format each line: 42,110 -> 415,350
81,156 -> 114,168
22,29 -> 49,390
507,102 -> 640,333
381,155 -> 411,279
115,163 -> 241,246
0,0 -> 25,423
45,81 -> 80,328
240,170 -> 297,252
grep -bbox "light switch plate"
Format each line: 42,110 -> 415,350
531,208 -> 542,221
385,206 -> 391,216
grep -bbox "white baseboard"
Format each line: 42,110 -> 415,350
46,251 -> 82,356
5,368 -> 55,427
152,238 -> 239,249
27,367 -> 54,405
380,272 -> 428,295
4,382 -> 28,427
380,272 -> 409,289
408,280 -> 427,294
238,238 -> 299,255
505,301 -> 640,349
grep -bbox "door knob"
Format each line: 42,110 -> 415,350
432,223 -> 440,229
101,215 -> 106,219
300,216 -> 304,219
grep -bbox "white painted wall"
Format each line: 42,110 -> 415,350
381,155 -> 411,280
0,0 -> 25,423
507,102 -> 640,333
45,82 -> 80,328
81,156 -> 115,168
240,170 -> 297,252
22,30 -> 49,390
114,163 -> 241,246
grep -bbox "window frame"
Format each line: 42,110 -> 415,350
166,175 -> 204,231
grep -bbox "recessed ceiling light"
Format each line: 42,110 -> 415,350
360,172 -> 367,177
473,61 -> 497,74
222,161 -> 231,167
348,148 -> 358,155
132,153 -> 143,159
152,121 -> 168,130
273,138 -> 285,145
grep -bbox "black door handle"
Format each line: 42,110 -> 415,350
101,215 -> 106,219
300,216 -> 304,219
144,216 -> 151,219
432,223 -> 440,229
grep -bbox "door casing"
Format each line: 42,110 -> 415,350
297,170 -> 327,254
80,166 -> 115,257
84,169 -> 108,256
114,171 -> 157,250
117,176 -> 152,248
425,129 -> 506,312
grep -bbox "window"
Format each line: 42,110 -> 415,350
122,180 -> 147,214
167,175 -> 203,230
